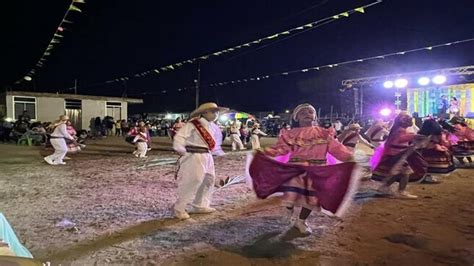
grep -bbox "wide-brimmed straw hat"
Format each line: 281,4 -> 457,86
348,123 -> 361,130
190,102 -> 229,118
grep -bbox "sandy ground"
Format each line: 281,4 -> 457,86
0,136 -> 473,266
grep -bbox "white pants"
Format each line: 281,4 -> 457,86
230,134 -> 244,150
46,138 -> 68,163
175,153 -> 215,212
251,135 -> 260,150
135,142 -> 148,157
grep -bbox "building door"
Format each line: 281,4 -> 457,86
106,102 -> 122,121
65,99 -> 82,129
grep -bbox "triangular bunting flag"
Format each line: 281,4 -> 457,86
62,19 -> 73,24
69,4 -> 82,12
340,12 -> 349,17
267,34 -> 279,39
54,33 -> 64,38
333,15 -> 339,19
73,0 -> 86,3
355,7 -> 365,13
281,31 -> 290,35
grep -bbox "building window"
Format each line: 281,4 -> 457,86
13,96 -> 36,120
106,102 -> 122,120
65,99 -> 82,109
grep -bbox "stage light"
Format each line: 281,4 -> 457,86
219,115 -> 228,122
380,108 -> 392,117
394,78 -> 408,88
383,81 -> 394,88
432,75 -> 447,85
417,77 -> 430,86
285,110 -> 290,114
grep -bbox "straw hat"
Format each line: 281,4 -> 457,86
348,123 -> 361,130
190,102 -> 229,118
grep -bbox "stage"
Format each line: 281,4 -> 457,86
406,83 -> 474,117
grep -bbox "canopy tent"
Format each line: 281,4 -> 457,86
220,110 -> 255,120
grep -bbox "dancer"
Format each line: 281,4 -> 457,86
133,126 -> 149,158
364,120 -> 389,147
248,103 -> 355,234
450,116 -> 474,165
229,122 -> 245,151
65,120 -> 85,153
449,97 -> 460,116
173,102 -> 226,219
337,123 -> 374,151
240,124 -> 249,146
170,117 -> 185,139
44,115 -> 75,165
418,119 -> 454,182
250,123 -> 267,150
372,112 -> 428,199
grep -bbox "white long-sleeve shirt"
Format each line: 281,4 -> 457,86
173,118 -> 224,156
51,123 -> 74,140
230,126 -> 241,136
251,128 -> 267,136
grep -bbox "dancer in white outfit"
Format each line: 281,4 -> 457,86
229,122 -> 245,151
44,115 -> 75,165
133,126 -> 149,158
173,102 -> 227,219
250,123 -> 267,150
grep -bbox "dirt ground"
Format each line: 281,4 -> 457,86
0,136 -> 473,266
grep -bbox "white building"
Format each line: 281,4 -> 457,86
0,91 -> 143,130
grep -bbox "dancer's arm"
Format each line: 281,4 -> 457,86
327,137 -> 353,162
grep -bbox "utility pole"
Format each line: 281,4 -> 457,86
74,79 -> 78,94
195,61 -> 201,109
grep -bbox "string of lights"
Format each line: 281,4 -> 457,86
77,1 -> 382,88
126,37 -> 474,96
17,0 -> 86,83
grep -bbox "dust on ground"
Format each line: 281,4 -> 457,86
0,136 -> 473,265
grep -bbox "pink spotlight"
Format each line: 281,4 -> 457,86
380,108 -> 392,117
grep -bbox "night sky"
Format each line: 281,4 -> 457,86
2,0 -> 474,114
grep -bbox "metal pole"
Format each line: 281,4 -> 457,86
360,87 -> 363,116
330,105 -> 333,121
74,79 -> 78,94
195,61 -> 201,109
353,88 -> 359,117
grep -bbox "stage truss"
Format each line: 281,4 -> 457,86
341,65 -> 474,88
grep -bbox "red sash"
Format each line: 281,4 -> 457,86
342,132 -> 358,146
190,119 -> 216,150
370,126 -> 383,141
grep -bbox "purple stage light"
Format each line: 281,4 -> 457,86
380,108 -> 392,116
